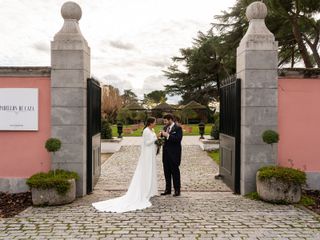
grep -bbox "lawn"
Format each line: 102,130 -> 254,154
208,149 -> 220,165
111,124 -> 213,137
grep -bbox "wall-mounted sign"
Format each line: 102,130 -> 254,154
0,88 -> 39,131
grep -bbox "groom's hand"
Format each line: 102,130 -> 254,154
162,132 -> 169,138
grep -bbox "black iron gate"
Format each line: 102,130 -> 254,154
219,75 -> 241,194
87,78 -> 101,194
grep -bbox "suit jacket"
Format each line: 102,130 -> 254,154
162,123 -> 183,165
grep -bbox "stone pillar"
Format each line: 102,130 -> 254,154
51,2 -> 90,196
236,2 -> 278,195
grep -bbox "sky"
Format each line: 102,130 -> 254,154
0,0 -> 236,103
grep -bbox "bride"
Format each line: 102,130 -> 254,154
92,117 -> 158,213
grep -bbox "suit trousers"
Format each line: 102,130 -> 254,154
163,155 -> 181,192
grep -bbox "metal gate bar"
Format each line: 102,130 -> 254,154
87,78 -> 101,194
219,75 -> 241,194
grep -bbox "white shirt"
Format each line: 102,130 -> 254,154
170,123 -> 175,131
167,123 -> 175,139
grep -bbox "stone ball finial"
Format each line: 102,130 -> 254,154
246,1 -> 268,21
61,1 -> 82,21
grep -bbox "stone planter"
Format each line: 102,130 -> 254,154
200,139 -> 219,151
256,172 -> 301,203
31,179 -> 76,206
101,138 -> 122,143
101,138 -> 122,153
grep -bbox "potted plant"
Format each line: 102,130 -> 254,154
256,166 -> 306,204
26,138 -> 79,206
256,130 -> 306,203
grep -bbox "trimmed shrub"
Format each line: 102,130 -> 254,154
258,166 -> 306,185
211,117 -> 220,140
262,130 -> 279,144
213,112 -> 219,122
45,138 -> 61,153
101,119 -> 113,139
26,169 -> 79,195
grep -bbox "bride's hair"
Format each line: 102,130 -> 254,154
145,117 -> 156,128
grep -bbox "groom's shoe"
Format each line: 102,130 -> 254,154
161,191 -> 171,196
173,190 -> 180,197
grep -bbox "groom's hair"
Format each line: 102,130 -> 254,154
163,113 -> 174,121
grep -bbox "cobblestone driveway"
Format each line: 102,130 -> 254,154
96,146 -> 229,193
1,145 -> 319,239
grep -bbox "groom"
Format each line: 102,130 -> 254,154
159,114 -> 183,197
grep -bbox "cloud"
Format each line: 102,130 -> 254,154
127,75 -> 179,101
102,74 -> 121,81
33,42 -> 50,53
167,95 -> 182,104
144,59 -> 170,68
142,75 -> 170,93
114,75 -> 170,100
140,75 -> 182,104
0,0 -> 237,104
109,40 -> 136,51
101,74 -> 133,94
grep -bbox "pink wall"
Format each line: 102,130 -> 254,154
0,76 -> 51,178
278,77 -> 320,172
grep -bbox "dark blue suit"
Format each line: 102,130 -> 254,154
162,123 -> 183,192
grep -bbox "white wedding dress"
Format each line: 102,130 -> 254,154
92,127 -> 158,213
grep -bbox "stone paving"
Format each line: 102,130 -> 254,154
96,145 -> 229,193
1,145 -> 320,239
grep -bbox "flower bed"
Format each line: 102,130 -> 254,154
112,124 -> 212,136
303,190 -> 320,215
0,192 -> 32,218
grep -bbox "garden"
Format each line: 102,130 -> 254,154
110,123 -> 212,137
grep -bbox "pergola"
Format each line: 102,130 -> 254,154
153,102 -> 175,111
183,100 -> 207,110
182,100 -> 208,123
124,102 -> 147,124
152,102 -> 175,118
125,102 -> 146,111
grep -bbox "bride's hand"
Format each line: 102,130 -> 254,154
162,132 -> 169,138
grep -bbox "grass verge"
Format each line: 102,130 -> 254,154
207,149 -> 220,165
112,124 -> 212,137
